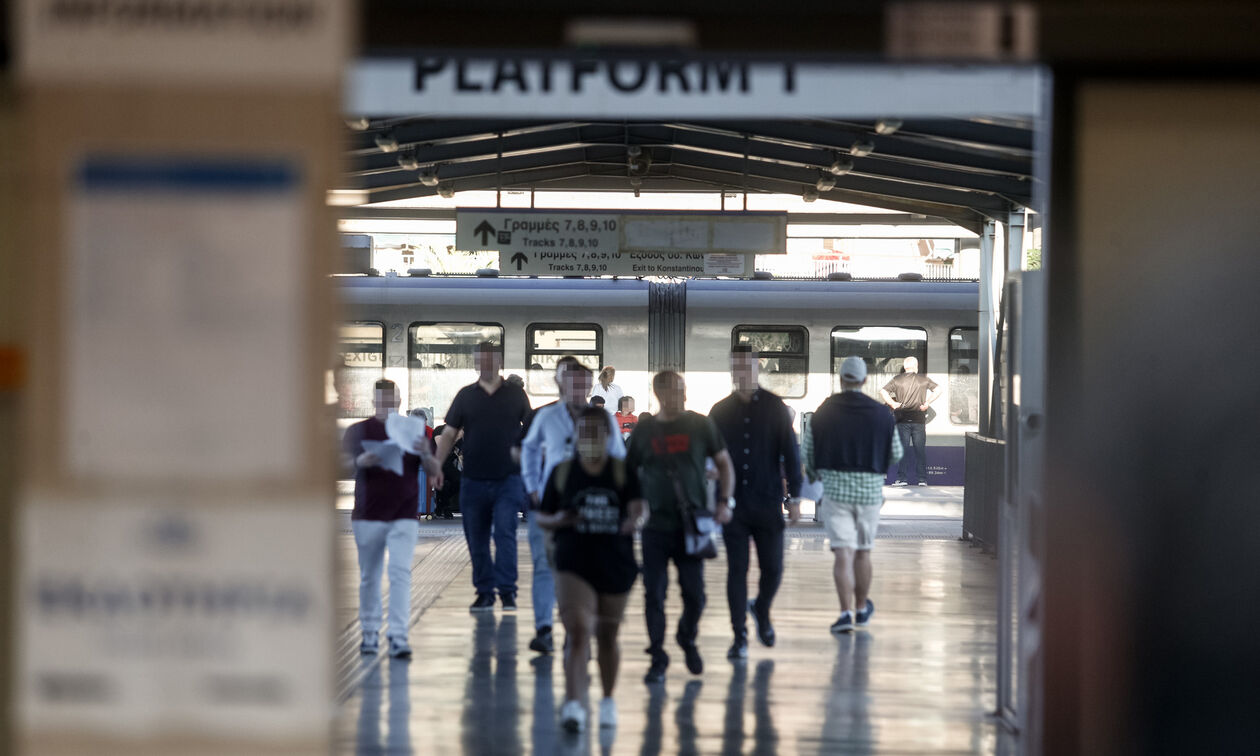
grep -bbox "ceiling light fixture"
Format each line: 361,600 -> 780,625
396,152 -> 419,171
802,187 -> 819,203
815,173 -> 836,192
436,183 -> 455,198
374,132 -> 399,152
874,119 -> 903,135
345,118 -> 371,131
829,156 -> 855,175
417,166 -> 440,187
849,140 -> 875,157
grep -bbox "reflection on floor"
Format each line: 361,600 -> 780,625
337,526 -> 1014,755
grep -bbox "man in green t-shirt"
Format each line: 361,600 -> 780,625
626,371 -> 734,684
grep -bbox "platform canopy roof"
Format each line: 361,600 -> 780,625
341,117 -> 1032,234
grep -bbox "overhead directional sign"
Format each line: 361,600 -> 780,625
499,249 -> 752,277
456,209 -> 786,258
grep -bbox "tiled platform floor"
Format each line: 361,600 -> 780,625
335,496 -> 1011,755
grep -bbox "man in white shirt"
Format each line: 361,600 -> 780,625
521,358 -> 626,654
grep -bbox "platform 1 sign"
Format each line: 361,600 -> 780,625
500,248 -> 751,277
347,58 -> 1041,119
457,209 -> 786,259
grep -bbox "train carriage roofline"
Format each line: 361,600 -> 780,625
338,275 -> 651,308
685,279 -> 979,311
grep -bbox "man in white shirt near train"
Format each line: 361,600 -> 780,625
879,356 -> 941,487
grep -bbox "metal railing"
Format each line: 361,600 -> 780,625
963,432 -> 1005,551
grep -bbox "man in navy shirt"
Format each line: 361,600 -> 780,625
709,345 -> 803,660
343,379 -> 443,659
435,341 -> 532,612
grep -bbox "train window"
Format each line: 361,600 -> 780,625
408,322 -> 504,421
732,326 -> 809,398
525,324 -> 603,396
948,328 -> 981,425
333,321 -> 384,419
830,326 -> 928,402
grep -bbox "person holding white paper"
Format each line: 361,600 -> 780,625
343,379 -> 443,658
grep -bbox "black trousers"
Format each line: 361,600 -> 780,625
641,527 -> 706,661
723,501 -> 786,637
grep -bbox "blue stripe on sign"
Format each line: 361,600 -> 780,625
79,157 -> 298,192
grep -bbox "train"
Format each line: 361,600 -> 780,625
334,275 -> 980,485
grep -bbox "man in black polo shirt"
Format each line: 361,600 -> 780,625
435,341 -> 532,612
709,345 -> 803,660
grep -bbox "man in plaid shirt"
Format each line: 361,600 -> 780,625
804,356 -> 902,634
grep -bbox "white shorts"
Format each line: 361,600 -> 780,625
820,497 -> 882,550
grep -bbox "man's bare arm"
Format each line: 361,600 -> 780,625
434,426 -> 462,466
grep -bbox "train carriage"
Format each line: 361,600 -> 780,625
335,275 -> 979,484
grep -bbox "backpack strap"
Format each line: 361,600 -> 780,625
611,457 -> 626,489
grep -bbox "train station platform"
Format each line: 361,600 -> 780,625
334,487 -> 1010,755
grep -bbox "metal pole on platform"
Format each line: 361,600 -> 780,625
1008,208 -> 1026,272
978,219 -> 998,435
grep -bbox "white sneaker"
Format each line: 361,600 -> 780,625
598,697 -> 617,729
560,699 -> 586,732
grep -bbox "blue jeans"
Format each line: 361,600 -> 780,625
461,475 -> 525,596
896,422 -> 928,484
352,518 -> 420,642
526,510 -> 555,630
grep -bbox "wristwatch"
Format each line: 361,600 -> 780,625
725,496 -> 736,511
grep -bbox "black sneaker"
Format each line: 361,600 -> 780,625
855,599 -> 875,627
830,612 -> 855,634
680,642 -> 703,675
644,658 -> 668,684
529,626 -> 554,654
747,599 -> 776,647
499,593 -> 517,612
388,637 -> 412,660
359,634 -> 379,656
726,638 -> 748,660
470,593 -> 495,612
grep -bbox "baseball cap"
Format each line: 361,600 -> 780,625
840,356 -> 867,382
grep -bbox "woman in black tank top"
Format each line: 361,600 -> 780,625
537,407 -> 646,733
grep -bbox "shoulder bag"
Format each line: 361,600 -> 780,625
649,417 -> 718,559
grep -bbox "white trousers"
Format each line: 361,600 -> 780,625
352,519 -> 419,641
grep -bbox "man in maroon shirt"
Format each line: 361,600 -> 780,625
343,379 -> 442,658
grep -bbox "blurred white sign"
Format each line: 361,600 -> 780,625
65,156 -> 305,483
18,499 -> 332,738
886,2 -> 1038,61
18,0 -> 349,85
